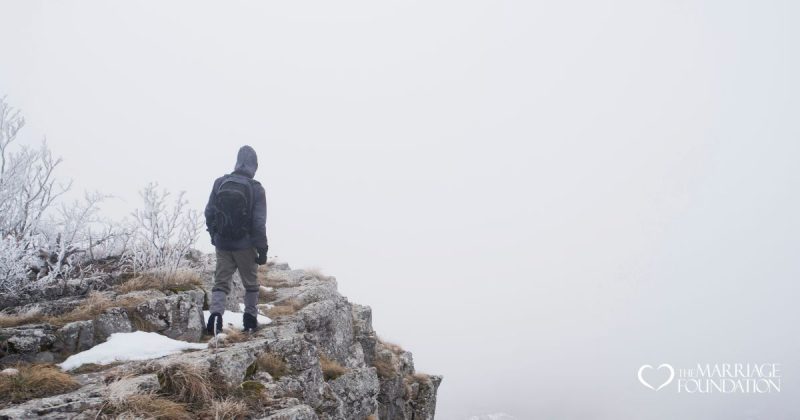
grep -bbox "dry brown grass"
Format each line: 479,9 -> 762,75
70,362 -> 123,374
258,285 -> 277,303
411,372 -> 430,383
156,363 -> 215,407
262,269 -> 301,288
319,355 -> 347,381
378,339 -> 405,355
0,305 -> 45,328
256,353 -> 288,380
202,397 -> 249,420
373,357 -> 397,379
210,328 -> 248,347
112,393 -> 192,420
265,299 -> 303,318
0,364 -> 80,407
116,270 -> 203,294
257,264 -> 270,275
0,290 -> 148,328
46,292 -> 147,327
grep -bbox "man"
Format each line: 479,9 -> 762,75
204,145 -> 268,335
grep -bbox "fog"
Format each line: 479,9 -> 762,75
1,1 -> 799,418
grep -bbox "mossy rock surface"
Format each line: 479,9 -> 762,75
241,380 -> 265,392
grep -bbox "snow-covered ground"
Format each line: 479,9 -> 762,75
59,331 -> 208,371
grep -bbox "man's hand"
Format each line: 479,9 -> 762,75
255,247 -> 268,265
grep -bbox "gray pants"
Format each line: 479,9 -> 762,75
210,248 -> 260,317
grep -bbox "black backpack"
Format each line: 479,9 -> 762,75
213,175 -> 254,240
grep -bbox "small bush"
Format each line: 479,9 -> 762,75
411,372 -> 430,383
319,355 -> 347,381
112,393 -> 192,420
373,357 -> 397,379
157,363 -> 214,407
256,353 -> 288,379
378,339 -> 405,355
202,397 -> 249,420
0,364 -> 80,407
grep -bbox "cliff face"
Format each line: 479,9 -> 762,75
0,261 -> 442,419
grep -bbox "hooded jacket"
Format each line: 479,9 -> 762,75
204,146 -> 268,251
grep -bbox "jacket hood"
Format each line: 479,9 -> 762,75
234,145 -> 258,178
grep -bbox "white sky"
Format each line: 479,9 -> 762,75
1,1 -> 799,419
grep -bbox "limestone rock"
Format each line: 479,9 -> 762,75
53,320 -> 95,354
0,264 -> 441,419
259,404 -> 318,420
0,382 -> 105,419
328,367 -> 379,420
0,324 -> 56,356
93,307 -> 133,342
129,290 -> 204,342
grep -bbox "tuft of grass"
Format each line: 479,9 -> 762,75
202,397 -> 249,420
0,364 -> 80,407
111,393 -> 192,420
319,355 -> 347,381
373,357 -> 397,379
222,327 -> 247,343
210,328 -> 249,347
70,362 -> 123,374
261,290 -> 279,302
258,285 -> 277,303
116,270 -> 203,294
240,380 -> 265,392
411,372 -> 430,383
46,292 -> 147,327
378,339 -> 405,355
156,363 -> 215,407
265,299 -> 303,318
0,305 -> 45,328
256,353 -> 288,380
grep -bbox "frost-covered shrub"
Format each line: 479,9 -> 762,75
0,97 -> 202,295
0,236 -> 37,292
126,182 -> 202,275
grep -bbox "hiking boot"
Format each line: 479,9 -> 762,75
243,312 -> 258,333
206,312 -> 223,336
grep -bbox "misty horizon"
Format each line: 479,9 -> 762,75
1,1 -> 799,419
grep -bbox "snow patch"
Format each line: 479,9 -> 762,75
204,308 -> 271,331
59,331 -> 207,371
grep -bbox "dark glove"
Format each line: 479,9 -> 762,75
255,247 -> 268,265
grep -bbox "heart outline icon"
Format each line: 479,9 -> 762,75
638,364 -> 674,391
